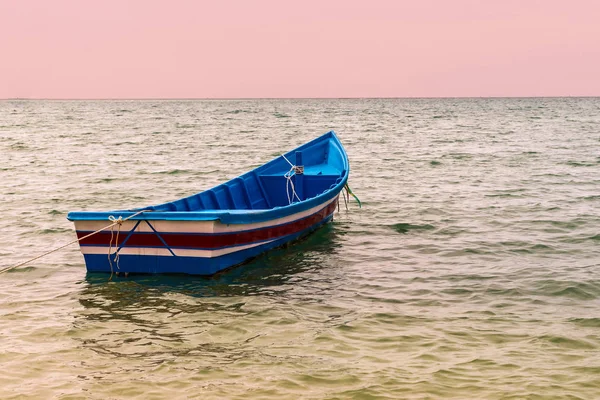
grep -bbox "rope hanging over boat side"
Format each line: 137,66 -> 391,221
0,209 -> 150,275
344,184 -> 362,209
107,215 -> 123,280
281,153 -> 303,205
284,167 -> 302,205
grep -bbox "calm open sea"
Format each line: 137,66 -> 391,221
1,98 -> 599,399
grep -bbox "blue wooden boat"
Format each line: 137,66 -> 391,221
67,131 -> 349,275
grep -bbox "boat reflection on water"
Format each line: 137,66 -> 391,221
71,223 -> 352,380
79,222 -> 346,311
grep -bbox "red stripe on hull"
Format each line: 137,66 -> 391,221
78,200 -> 337,249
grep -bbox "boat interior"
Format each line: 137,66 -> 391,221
147,137 -> 347,212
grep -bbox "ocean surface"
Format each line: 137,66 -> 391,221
1,98 -> 599,399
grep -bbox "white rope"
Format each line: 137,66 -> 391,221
281,153 -> 294,168
107,215 -> 123,279
281,153 -> 302,205
0,209 -> 149,275
284,166 -> 302,205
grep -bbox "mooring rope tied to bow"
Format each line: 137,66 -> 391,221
0,209 -> 150,275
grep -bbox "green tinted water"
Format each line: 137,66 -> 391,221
1,98 -> 599,399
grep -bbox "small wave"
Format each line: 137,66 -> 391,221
38,227 -> 71,234
446,153 -> 472,160
551,286 -> 596,300
531,219 -> 585,230
273,112 -> 291,118
530,243 -> 554,250
569,317 -> 600,328
4,266 -> 37,273
390,223 -> 435,234
113,141 -> 137,146
537,334 -> 596,349
485,287 -> 526,297
152,169 -> 192,175
441,288 -> 473,296
445,274 -> 497,281
485,192 -> 526,198
536,280 -> 599,300
430,160 -> 442,166
566,160 -> 597,167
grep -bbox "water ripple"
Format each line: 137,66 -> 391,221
1,98 -> 600,399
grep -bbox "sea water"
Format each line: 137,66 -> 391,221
1,98 -> 599,399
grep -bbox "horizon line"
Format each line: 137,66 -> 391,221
2,95 -> 600,101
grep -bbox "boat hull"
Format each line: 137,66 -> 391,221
75,196 -> 338,275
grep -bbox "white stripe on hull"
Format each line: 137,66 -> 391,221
80,239 -> 276,258
74,197 -> 336,234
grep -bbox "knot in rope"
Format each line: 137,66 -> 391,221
108,215 -> 123,225
280,153 -> 303,205
284,167 -> 302,205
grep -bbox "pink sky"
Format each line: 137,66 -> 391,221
1,0 -> 599,98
